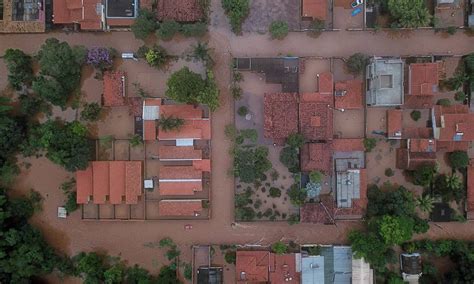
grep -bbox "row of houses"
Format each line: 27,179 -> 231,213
75,71 -> 212,220
0,0 -> 205,33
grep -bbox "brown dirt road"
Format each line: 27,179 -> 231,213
1,1 -> 474,282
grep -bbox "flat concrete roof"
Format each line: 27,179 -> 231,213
366,57 -> 404,106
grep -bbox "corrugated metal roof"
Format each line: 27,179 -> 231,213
301,256 -> 325,284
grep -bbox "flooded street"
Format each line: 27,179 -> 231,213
1,1 -> 474,282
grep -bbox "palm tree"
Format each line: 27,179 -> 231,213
445,174 -> 462,191
416,195 -> 434,213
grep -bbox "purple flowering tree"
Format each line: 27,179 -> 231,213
86,47 -> 114,71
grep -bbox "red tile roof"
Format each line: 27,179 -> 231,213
467,164 -> 474,213
236,251 -> 270,283
103,71 -> 126,107
159,165 -> 202,180
106,18 -> 135,27
334,80 -> 364,110
387,109 -> 403,139
332,138 -> 364,152
409,63 -> 439,96
263,93 -> 299,144
158,200 -> 203,216
160,105 -> 203,119
409,139 -> 436,153
158,146 -> 202,160
192,160 -> 210,173
302,0 -> 327,20
436,141 -> 470,152
158,119 -> 211,140
125,161 -> 143,204
403,95 -> 434,109
92,161 -> 109,204
109,161 -> 125,204
156,0 -> 204,22
300,195 -> 336,223
318,72 -> 333,94
433,105 -> 474,149
76,161 -> 143,205
299,93 -> 333,141
402,127 -> 432,139
76,166 -> 93,204
159,181 -> 203,195
53,0 -> 103,30
396,148 -> 437,170
269,254 -> 300,284
144,98 -> 162,106
143,120 -> 157,141
300,143 -> 333,173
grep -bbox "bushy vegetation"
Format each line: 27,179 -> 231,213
412,164 -> 437,187
80,102 -> 102,122
159,115 -> 185,132
131,9 -> 159,39
142,44 -> 173,69
61,178 -> 78,213
269,21 -> 289,40
280,133 -> 304,173
346,53 -> 369,75
410,110 -> 421,121
271,242 -> 288,255
222,0 -> 250,34
156,20 -> 208,40
307,19 -> 325,38
363,138 -> 377,152
166,67 -> 220,111
387,0 -> 431,28
436,98 -> 451,106
350,183 -> 429,272
448,151 -> 469,169
233,146 -> 272,183
3,48 -> 33,90
287,184 -> 307,206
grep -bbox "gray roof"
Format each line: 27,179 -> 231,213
301,256 -> 325,284
366,57 -> 404,106
336,171 -> 361,208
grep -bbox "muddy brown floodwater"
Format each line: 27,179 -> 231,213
2,1 -> 474,282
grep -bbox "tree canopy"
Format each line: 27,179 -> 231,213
3,48 -> 34,90
387,0 -> 431,28
221,0 -> 250,34
131,9 -> 158,40
448,151 -> 469,169
165,67 -> 220,111
233,146 -> 272,183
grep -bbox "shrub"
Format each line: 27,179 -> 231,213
279,146 -> 299,173
449,151 -> 469,169
234,146 -> 272,183
269,187 -> 282,198
269,21 -> 289,40
455,91 -> 466,102
235,206 -> 256,221
413,164 -> 437,187
129,134 -> 143,147
446,26 -> 457,35
181,22 -> 208,37
156,20 -> 181,40
221,0 -> 250,34
131,9 -> 158,39
231,84 -> 243,99
346,53 -> 369,75
80,102 -> 102,122
253,199 -> 262,209
86,47 -> 114,71
3,48 -> 33,90
363,138 -> 377,152
287,133 -> 304,148
144,45 -> 171,69
385,168 -> 394,177
224,251 -> 236,264
410,110 -> 421,121
287,213 -> 299,225
437,98 -> 451,106
287,184 -> 307,206
240,129 -> 258,143
307,19 -> 325,38
271,242 -> 288,255
237,106 -> 249,116
309,171 -> 323,183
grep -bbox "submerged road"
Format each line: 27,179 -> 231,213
1,1 -> 473,281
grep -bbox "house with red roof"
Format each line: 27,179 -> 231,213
76,161 -> 143,205
300,142 -> 333,174
53,0 -> 104,30
103,71 -> 126,107
263,93 -> 299,145
432,105 -> 474,151
299,92 -> 334,141
142,98 -> 210,142
301,0 -> 327,21
158,199 -> 203,217
387,109 -> 403,139
236,251 -> 300,284
158,160 -> 210,196
405,63 -> 439,109
334,80 -> 364,110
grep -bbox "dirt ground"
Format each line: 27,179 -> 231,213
1,0 -> 474,283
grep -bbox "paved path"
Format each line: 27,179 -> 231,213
1,1 -> 474,279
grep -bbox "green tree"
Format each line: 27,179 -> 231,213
144,45 -> 171,69
346,53 -> 369,75
157,265 -> 181,284
81,102 -> 102,122
387,0 -> 431,28
416,195 -> 434,213
271,242 -> 288,255
159,115 -> 185,132
224,251 -> 237,264
309,171 -> 323,183
287,133 -> 304,148
3,48 -> 33,90
412,164 -> 437,187
104,264 -> 125,284
363,138 -> 377,152
410,110 -> 421,121
233,146 -> 272,183
445,71 -> 468,91
131,9 -> 158,40
437,98 -> 452,106
269,187 -> 282,198
449,151 -> 469,169
125,265 -> 152,284
269,21 -> 289,40
455,91 -> 466,102
156,20 -> 181,40
32,76 -> 68,107
190,42 -> 214,67
287,184 -> 307,206
73,252 -> 106,283
349,230 -> 388,271
221,0 -> 250,34
366,185 -> 416,218
181,22 -> 208,37
279,146 -> 299,173
372,215 -> 414,245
